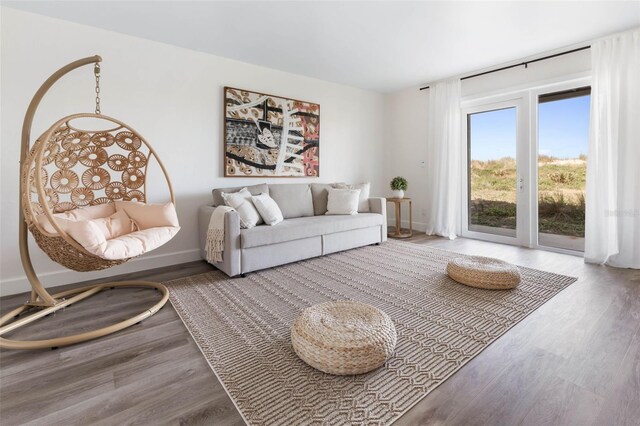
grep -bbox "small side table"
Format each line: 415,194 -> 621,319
387,198 -> 412,238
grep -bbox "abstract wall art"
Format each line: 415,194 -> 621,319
224,87 -> 320,177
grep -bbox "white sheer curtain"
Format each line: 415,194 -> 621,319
424,79 -> 461,239
585,28 -> 640,268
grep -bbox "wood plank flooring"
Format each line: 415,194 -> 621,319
1,235 -> 639,425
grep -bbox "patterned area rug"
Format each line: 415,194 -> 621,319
166,240 -> 577,425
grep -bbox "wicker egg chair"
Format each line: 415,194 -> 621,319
0,56 -> 176,350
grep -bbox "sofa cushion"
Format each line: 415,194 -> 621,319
326,188 -> 361,215
241,213 -> 383,249
310,183 -> 334,216
268,184 -> 314,219
334,182 -> 371,213
251,193 -> 284,225
95,226 -> 180,260
212,183 -> 268,207
333,182 -> 371,213
221,188 -> 263,228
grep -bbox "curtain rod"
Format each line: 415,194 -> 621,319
418,45 -> 591,91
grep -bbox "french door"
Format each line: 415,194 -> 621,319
461,79 -> 590,253
534,85 -> 590,251
462,97 -> 530,246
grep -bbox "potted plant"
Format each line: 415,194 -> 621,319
390,176 -> 408,199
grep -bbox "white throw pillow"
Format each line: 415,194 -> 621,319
251,193 -> 284,226
221,188 -> 263,229
333,182 -> 371,212
326,188 -> 361,215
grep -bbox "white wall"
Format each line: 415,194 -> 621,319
383,49 -> 591,231
0,8 -> 386,296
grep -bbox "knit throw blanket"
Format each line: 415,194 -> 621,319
205,206 -> 235,263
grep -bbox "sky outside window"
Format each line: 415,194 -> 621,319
469,96 -> 590,162
539,95 -> 590,159
469,107 -> 516,162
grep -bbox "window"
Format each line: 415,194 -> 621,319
537,87 -> 590,251
467,107 -> 518,237
462,80 -> 591,254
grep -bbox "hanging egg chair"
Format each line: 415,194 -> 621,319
0,56 -> 179,350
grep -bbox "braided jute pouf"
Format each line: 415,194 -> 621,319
291,301 -> 397,375
447,256 -> 521,290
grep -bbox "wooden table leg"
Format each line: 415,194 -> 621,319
409,200 -> 413,236
387,199 -> 413,239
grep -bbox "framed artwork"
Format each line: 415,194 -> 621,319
224,87 -> 320,177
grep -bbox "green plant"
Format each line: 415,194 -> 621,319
390,176 -> 408,191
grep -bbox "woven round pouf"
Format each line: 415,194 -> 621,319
447,256 -> 521,290
291,301 -> 397,375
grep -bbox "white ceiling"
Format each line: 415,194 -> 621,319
4,1 -> 640,92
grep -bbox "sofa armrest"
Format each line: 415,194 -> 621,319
368,197 -> 387,242
198,205 -> 242,276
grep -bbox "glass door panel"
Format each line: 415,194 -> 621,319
537,87 -> 590,251
467,107 -> 518,237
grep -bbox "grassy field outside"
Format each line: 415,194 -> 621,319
469,156 -> 586,237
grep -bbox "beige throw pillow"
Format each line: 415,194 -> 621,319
52,210 -> 136,249
115,201 -> 179,229
91,210 -> 138,240
50,217 -> 106,250
221,188 -> 263,229
251,193 -> 284,226
326,188 -> 361,215
36,203 -> 117,234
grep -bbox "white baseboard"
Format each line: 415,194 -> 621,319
0,249 -> 202,297
387,218 -> 427,233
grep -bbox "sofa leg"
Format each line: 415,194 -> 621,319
375,242 -> 380,246
240,273 -> 247,278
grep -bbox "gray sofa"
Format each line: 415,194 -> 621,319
198,183 -> 387,276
